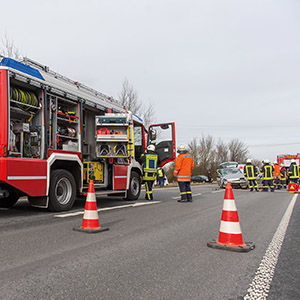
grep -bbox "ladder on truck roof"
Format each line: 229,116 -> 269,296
21,57 -> 123,110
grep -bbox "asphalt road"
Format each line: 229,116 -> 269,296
0,184 -> 299,300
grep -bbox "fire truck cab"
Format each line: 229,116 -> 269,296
0,57 -> 176,211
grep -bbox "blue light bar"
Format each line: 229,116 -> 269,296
133,113 -> 143,122
0,57 -> 44,80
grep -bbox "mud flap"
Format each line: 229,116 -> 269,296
28,196 -> 49,208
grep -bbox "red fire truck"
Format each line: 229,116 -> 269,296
0,57 -> 176,211
277,154 -> 300,167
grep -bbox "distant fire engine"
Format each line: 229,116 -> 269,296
0,57 -> 176,211
277,154 -> 300,167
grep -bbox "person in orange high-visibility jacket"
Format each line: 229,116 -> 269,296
273,161 -> 281,190
173,144 -> 194,202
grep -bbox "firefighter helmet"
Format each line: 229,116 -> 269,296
264,159 -> 270,164
291,159 -> 296,163
246,159 -> 251,163
147,144 -> 155,152
177,144 -> 186,153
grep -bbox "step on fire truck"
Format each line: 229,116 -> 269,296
0,57 -> 176,211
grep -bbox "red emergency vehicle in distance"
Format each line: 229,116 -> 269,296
277,154 -> 300,167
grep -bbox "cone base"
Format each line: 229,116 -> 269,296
207,240 -> 255,252
73,226 -> 109,233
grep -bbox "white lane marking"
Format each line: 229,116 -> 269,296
172,193 -> 202,200
211,190 -> 222,193
54,201 -> 161,218
244,194 -> 298,300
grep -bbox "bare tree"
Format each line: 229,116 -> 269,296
198,135 -> 215,171
119,78 -> 141,114
215,139 -> 228,165
119,78 -> 156,127
228,139 -> 249,162
188,138 -> 199,165
141,100 -> 156,129
0,33 -> 21,59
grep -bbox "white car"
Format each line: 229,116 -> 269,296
216,168 -> 248,189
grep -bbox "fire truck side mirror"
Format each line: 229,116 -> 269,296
149,129 -> 156,141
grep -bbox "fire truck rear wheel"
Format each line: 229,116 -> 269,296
48,169 -> 76,212
125,171 -> 141,200
0,193 -> 19,208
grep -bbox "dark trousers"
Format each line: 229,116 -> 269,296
279,179 -> 286,189
178,181 -> 192,201
262,179 -> 274,191
289,178 -> 298,184
145,180 -> 154,200
274,178 -> 280,189
248,179 -> 258,191
158,177 -> 165,187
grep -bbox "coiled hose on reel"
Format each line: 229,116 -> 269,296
10,87 -> 39,112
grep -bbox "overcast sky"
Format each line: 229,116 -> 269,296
1,0 -> 300,161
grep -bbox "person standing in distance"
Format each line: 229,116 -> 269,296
140,144 -> 158,200
279,164 -> 287,190
173,144 -> 194,202
273,161 -> 281,190
157,167 -> 165,187
260,159 -> 275,192
244,159 -> 259,191
288,159 -> 299,184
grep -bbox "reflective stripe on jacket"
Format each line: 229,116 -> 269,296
142,153 -> 158,180
244,163 -> 257,180
173,153 -> 194,182
260,164 -> 274,180
288,163 -> 299,179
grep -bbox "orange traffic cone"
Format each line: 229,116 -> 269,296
207,183 -> 254,252
73,180 -> 109,233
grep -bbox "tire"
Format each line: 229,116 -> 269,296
125,171 -> 141,200
48,169 -> 76,212
0,193 -> 19,208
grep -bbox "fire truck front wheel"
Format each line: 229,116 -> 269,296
48,169 -> 76,212
125,171 -> 141,200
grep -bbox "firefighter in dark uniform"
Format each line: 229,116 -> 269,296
260,159 -> 274,192
288,159 -> 299,184
279,164 -> 287,190
244,159 -> 259,191
141,144 -> 158,200
157,167 -> 165,187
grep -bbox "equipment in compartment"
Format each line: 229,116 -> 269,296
11,122 -> 41,157
10,86 -> 39,112
113,144 -> 127,156
97,115 -> 127,124
83,161 -> 104,183
57,126 -> 76,138
62,140 -> 78,152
